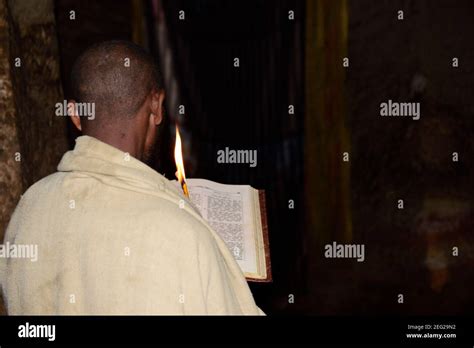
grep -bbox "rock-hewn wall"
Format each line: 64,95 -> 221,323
0,0 -> 68,315
344,0 -> 474,314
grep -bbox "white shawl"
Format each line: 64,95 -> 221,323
1,136 -> 264,315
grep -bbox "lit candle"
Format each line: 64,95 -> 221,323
174,125 -> 189,197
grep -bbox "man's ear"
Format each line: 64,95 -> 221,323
68,100 -> 82,131
150,90 -> 165,126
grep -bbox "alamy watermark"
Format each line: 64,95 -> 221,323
324,241 -> 365,262
0,242 -> 38,262
380,99 -> 420,120
55,100 -> 95,120
217,147 -> 257,168
18,322 -> 55,341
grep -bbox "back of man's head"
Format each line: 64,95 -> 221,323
71,40 -> 162,127
69,40 -> 165,162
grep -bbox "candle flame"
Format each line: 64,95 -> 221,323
174,125 -> 189,197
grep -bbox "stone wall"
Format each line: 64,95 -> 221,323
345,0 -> 474,314
0,0 -> 68,314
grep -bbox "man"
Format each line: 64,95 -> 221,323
1,41 -> 264,315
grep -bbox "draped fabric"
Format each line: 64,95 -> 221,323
1,136 -> 264,315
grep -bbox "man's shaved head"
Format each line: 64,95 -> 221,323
71,40 -> 162,124
69,40 -> 165,163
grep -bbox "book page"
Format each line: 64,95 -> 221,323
184,179 -> 258,275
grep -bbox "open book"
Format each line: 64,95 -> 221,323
176,179 -> 271,282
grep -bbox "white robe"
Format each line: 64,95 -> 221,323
0,136 -> 264,315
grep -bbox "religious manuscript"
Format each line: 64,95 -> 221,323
177,179 -> 271,282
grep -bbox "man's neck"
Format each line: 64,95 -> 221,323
83,130 -> 144,161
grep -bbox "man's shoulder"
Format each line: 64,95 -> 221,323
139,200 -> 214,245
21,172 -> 65,201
